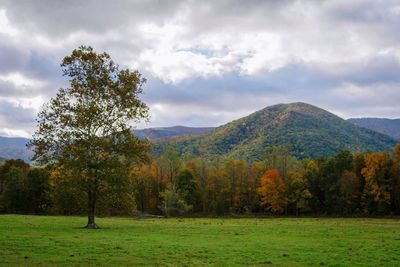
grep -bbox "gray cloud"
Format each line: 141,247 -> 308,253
0,41 -> 29,73
0,0 -> 185,36
0,100 -> 37,137
0,0 -> 399,136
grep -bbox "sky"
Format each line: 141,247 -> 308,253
0,0 -> 399,138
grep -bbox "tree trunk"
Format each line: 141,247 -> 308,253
202,194 -> 207,214
86,183 -> 98,229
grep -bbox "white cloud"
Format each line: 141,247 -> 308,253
0,72 -> 45,87
0,9 -> 18,36
0,128 -> 30,138
0,0 -> 400,136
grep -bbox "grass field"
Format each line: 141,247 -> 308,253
0,215 -> 399,266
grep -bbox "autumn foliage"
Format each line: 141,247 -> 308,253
1,144 -> 400,216
257,169 -> 287,213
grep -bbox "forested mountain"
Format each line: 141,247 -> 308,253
348,118 -> 400,140
154,103 -> 397,161
0,136 -> 32,163
133,126 -> 215,139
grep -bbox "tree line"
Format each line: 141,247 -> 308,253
1,144 -> 399,216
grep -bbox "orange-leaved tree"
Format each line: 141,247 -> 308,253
257,169 -> 287,213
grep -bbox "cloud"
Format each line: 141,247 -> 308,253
0,99 -> 37,137
0,0 -> 399,136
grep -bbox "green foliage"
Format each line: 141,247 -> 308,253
1,166 -> 28,213
159,183 -> 192,216
176,169 -> 196,206
0,160 -> 51,214
287,168 -> 312,215
26,168 -> 52,214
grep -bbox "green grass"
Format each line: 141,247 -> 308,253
0,215 -> 399,266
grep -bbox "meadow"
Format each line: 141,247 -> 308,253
0,215 -> 399,266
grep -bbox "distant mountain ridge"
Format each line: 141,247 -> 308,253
0,136 -> 33,163
348,118 -> 400,140
133,126 -> 215,139
154,103 -> 398,161
0,126 -> 215,162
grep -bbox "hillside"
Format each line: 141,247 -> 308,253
133,126 -> 214,139
348,118 -> 400,140
154,103 -> 397,161
0,136 -> 32,163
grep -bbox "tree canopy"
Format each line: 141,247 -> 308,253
29,46 -> 150,228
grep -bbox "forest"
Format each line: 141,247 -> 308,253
1,144 -> 399,217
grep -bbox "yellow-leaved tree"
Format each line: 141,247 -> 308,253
361,151 -> 392,213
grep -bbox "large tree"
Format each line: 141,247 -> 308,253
30,46 -> 150,228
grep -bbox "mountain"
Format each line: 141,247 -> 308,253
0,156 -> 7,163
133,126 -> 215,140
0,136 -> 33,163
154,103 -> 398,161
348,118 -> 400,140
0,126 -> 214,163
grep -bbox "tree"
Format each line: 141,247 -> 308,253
338,170 -> 360,214
26,168 -> 52,214
0,159 -> 30,195
353,153 -> 366,211
29,46 -> 150,228
159,183 -> 192,216
2,166 -> 28,213
132,162 -> 161,214
257,169 -> 287,213
303,160 -> 323,213
188,158 -> 210,213
321,151 -> 354,213
0,159 -> 30,213
391,144 -> 400,213
264,144 -> 294,179
223,159 -> 242,213
160,146 -> 182,185
361,152 -> 392,213
287,168 -> 311,215
176,169 -> 197,207
207,157 -> 227,215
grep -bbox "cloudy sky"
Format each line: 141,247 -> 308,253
0,0 -> 399,138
